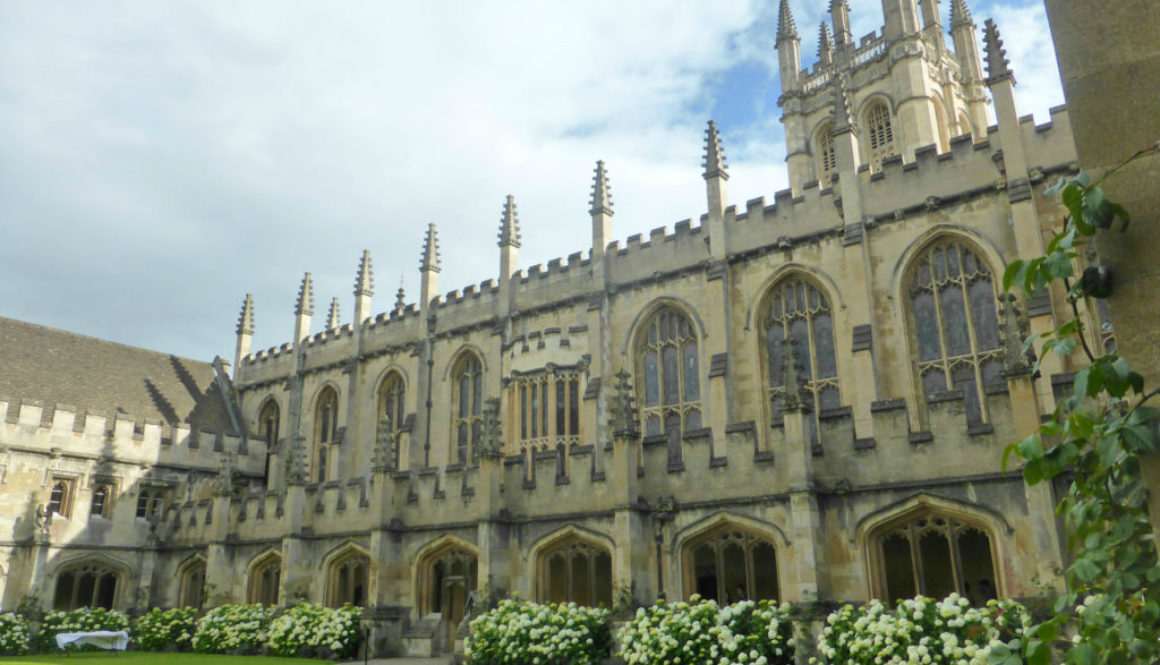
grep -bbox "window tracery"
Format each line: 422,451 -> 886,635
258,400 -> 280,485
178,559 -> 206,609
452,354 -> 484,464
872,512 -> 998,605
865,101 -> 896,170
326,549 -> 370,608
53,561 -> 119,610
314,387 -> 339,482
539,537 -> 612,607
512,369 -> 582,476
683,525 -> 779,603
908,241 -> 1002,425
378,372 -> 406,468
637,307 -> 701,466
248,553 -> 281,605
763,278 -> 840,430
816,124 -> 837,182
90,483 -> 113,519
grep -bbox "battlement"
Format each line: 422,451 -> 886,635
0,398 -> 265,474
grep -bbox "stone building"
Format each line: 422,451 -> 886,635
0,0 -> 1104,656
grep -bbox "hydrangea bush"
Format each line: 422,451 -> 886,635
465,598 -> 612,665
191,603 -> 273,654
617,596 -> 796,665
813,594 -> 1031,665
134,607 -> 199,652
34,607 -> 131,652
0,612 -> 31,655
267,602 -> 363,659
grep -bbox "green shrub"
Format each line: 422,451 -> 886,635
191,603 -> 273,654
266,602 -> 363,659
134,607 -> 199,652
34,607 -> 130,652
466,597 -> 611,665
813,594 -> 1031,665
0,612 -> 31,655
617,596 -> 795,665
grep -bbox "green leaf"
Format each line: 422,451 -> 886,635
1003,260 -> 1025,293
1017,434 -> 1044,460
1062,183 -> 1083,210
1068,643 -> 1096,665
1027,639 -> 1050,665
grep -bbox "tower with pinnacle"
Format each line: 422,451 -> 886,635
776,0 -> 987,193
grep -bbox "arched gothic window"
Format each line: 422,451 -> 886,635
637,307 -> 701,466
248,553 -> 281,605
683,525 -> 779,604
871,511 -> 998,605
257,400 -> 280,485
314,387 -> 339,482
909,241 -> 1002,426
452,354 -> 484,464
136,489 -> 165,519
378,372 -> 406,468
815,124 -> 837,182
53,561 -> 120,610
764,278 -> 840,430
327,549 -> 370,608
90,483 -> 113,519
48,478 -> 74,518
178,559 -> 206,609
539,537 -> 613,607
865,101 -> 896,170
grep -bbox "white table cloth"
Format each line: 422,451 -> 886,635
55,631 -> 130,651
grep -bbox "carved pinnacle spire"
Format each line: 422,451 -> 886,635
949,0 -> 974,29
589,160 -> 613,216
775,0 -> 799,46
817,22 -> 834,59
420,223 -> 441,273
497,195 -> 522,248
394,274 -> 406,312
354,249 -> 374,297
702,120 -> 729,181
295,272 -> 314,316
236,293 -> 254,336
983,18 -> 1013,84
327,297 -> 340,330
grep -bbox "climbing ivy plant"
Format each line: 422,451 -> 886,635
995,145 -> 1160,665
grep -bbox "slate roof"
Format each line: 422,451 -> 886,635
0,316 -> 234,433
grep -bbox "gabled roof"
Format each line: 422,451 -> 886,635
0,316 -> 234,433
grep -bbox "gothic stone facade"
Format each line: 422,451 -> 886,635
0,2 -> 1100,657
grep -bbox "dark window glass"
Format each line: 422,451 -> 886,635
914,291 -> 941,361
644,351 -> 659,406
556,381 -> 566,436
520,386 -> 528,439
969,278 -> 1000,350
569,379 -> 580,435
814,312 -> 837,378
662,346 -> 680,405
882,533 -> 916,603
941,286 -> 971,356
683,342 -> 699,401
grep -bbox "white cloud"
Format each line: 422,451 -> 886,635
0,0 -> 1063,360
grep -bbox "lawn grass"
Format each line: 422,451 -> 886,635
0,654 -> 327,665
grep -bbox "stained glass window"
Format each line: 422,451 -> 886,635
909,242 -> 1002,426
637,307 -> 701,465
763,278 -> 841,438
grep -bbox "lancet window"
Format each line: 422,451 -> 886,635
248,553 -> 281,605
815,124 -> 837,182
865,101 -> 896,170
257,400 -> 280,485
378,372 -> 406,468
53,562 -> 120,610
684,525 -> 779,604
90,483 -> 113,519
314,387 -> 339,482
873,512 -> 998,605
422,547 -> 478,615
539,537 -> 613,607
764,278 -> 840,430
908,241 -> 1002,426
452,354 -> 484,464
326,549 -> 370,608
637,307 -> 702,466
48,478 -> 74,518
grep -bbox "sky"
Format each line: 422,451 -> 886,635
0,1 -> 1065,363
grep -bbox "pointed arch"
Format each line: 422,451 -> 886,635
620,297 -> 707,355
322,541 -> 373,608
176,553 -> 207,609
757,271 -> 843,436
895,230 -> 1006,427
630,301 -> 705,467
814,121 -> 837,183
312,384 -> 341,483
449,349 -> 485,465
673,512 -> 786,603
413,535 -> 478,617
49,553 -> 132,611
256,397 -> 281,486
860,95 -> 897,170
527,526 -> 615,606
441,345 -> 488,380
856,493 -> 1010,603
246,548 -> 283,605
